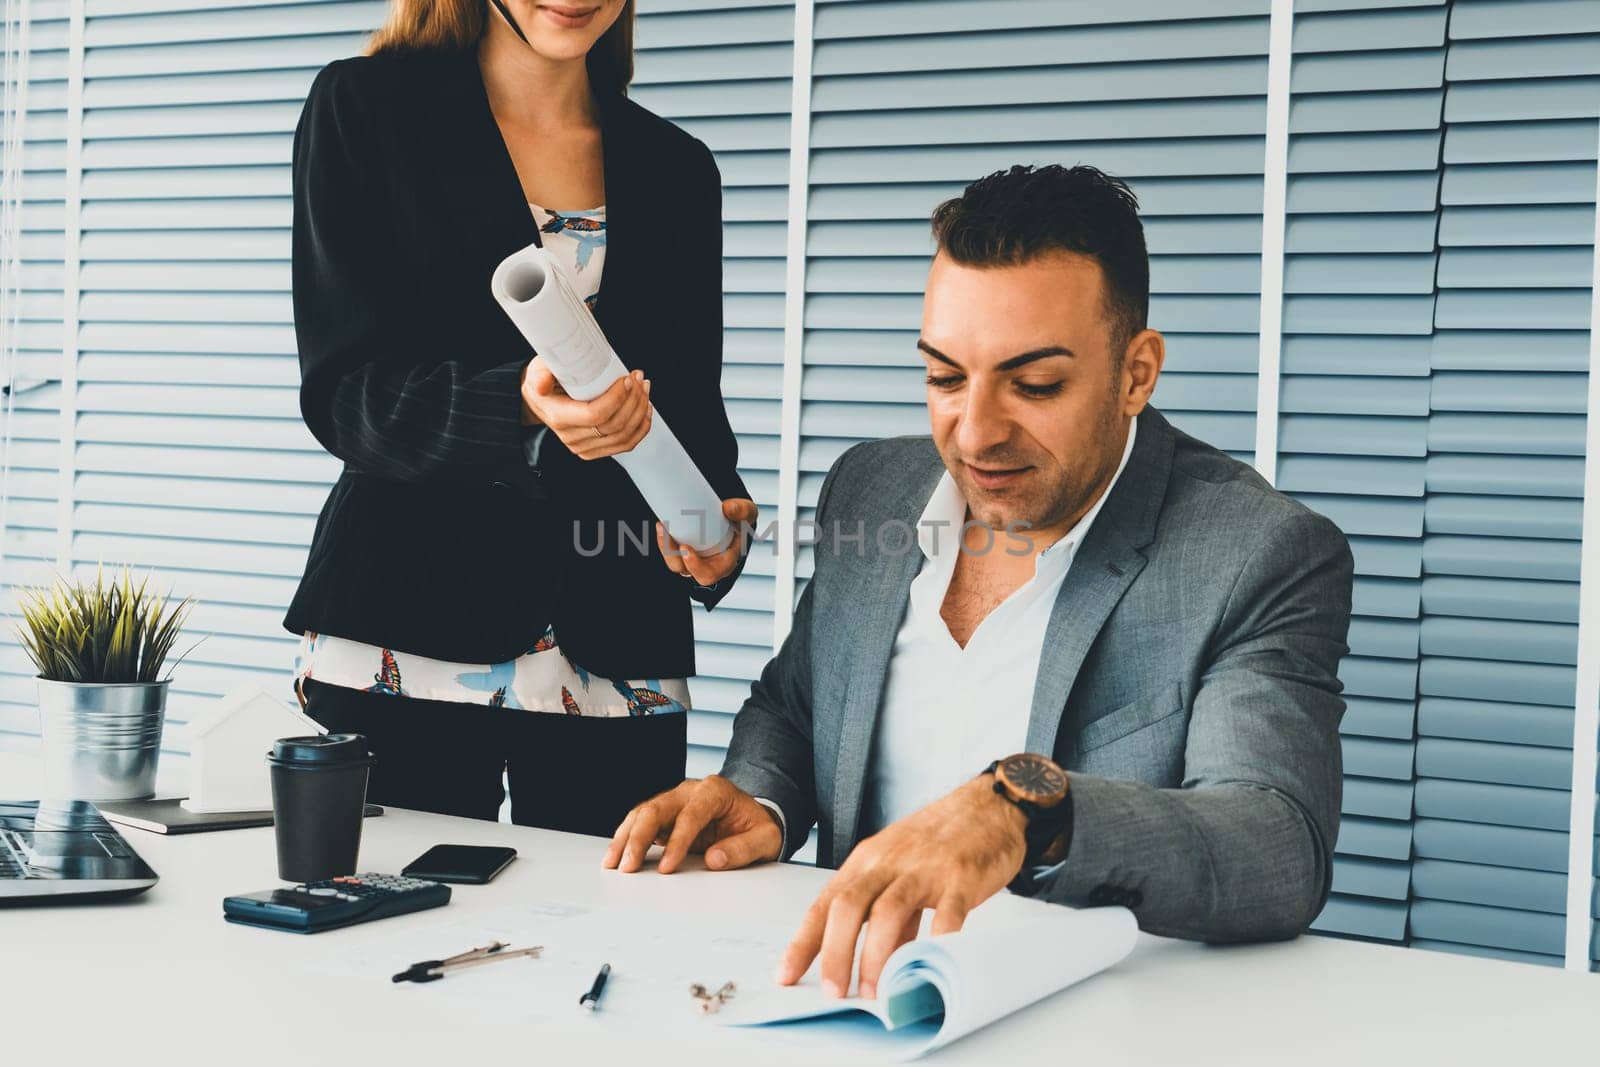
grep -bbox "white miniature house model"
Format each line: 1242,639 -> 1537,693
181,685 -> 324,813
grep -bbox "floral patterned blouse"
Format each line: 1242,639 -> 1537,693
293,203 -> 692,718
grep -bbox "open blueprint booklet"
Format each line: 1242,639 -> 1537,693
716,896 -> 1138,1059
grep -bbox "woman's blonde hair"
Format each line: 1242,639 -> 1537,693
365,0 -> 635,96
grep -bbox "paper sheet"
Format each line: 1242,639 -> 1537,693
333,894 -> 1134,1059
335,898 -> 793,1031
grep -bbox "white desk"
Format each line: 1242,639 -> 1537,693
3,749 -> 1595,1066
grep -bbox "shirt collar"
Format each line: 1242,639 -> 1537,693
916,416 -> 1139,567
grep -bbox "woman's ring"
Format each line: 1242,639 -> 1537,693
592,426 -> 605,440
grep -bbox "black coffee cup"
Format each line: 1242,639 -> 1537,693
267,733 -> 374,883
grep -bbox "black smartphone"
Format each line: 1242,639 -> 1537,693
401,844 -> 518,885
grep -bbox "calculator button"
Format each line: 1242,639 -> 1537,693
307,887 -> 338,896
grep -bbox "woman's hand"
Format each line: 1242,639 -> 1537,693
521,356 -> 652,461
657,497 -> 758,587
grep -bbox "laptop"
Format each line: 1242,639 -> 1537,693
0,800 -> 159,902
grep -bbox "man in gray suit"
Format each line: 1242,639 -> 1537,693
604,164 -> 1354,1001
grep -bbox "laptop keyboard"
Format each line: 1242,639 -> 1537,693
0,830 -> 27,879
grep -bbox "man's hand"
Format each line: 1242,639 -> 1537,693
603,775 -> 783,875
657,498 -> 758,587
779,775 -> 1028,1000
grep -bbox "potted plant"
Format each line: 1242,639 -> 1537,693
15,565 -> 196,801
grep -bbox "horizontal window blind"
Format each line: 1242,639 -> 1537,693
3,0 -> 1599,971
0,1 -> 70,744
0,1 -> 795,782
56,0 -> 374,757
798,0 -> 1271,594
629,0 -> 794,778
1284,0 -> 1448,946
1409,0 -> 1597,967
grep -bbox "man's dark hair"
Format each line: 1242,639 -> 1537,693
930,164 -> 1149,357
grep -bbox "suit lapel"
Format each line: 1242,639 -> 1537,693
825,412 -> 1178,860
827,457 -> 942,866
1025,406 -> 1177,758
1024,527 -> 1146,757
589,86 -> 635,334
429,51 -> 538,258
428,50 -> 635,314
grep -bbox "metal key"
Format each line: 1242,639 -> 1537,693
689,980 -> 737,1013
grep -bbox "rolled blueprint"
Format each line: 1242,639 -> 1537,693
490,243 -> 734,553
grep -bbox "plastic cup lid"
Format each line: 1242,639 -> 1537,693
267,733 -> 372,767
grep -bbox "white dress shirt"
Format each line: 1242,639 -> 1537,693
859,418 -> 1138,836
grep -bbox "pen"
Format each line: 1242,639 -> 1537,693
580,962 -> 611,1011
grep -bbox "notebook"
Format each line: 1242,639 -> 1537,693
95,797 -> 383,835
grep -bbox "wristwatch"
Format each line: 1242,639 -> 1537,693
982,753 -> 1074,895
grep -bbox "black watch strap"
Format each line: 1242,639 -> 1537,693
983,761 -> 1076,895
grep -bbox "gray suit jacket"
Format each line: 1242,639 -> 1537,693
720,405 -> 1354,942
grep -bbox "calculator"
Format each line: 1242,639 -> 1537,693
223,873 -> 451,933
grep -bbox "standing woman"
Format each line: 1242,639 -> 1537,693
283,0 -> 756,837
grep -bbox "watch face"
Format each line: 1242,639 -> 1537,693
1000,753 -> 1068,804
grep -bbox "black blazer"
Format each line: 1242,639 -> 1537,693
281,48 -> 749,678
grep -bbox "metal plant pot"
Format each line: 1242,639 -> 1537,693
37,678 -> 169,801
